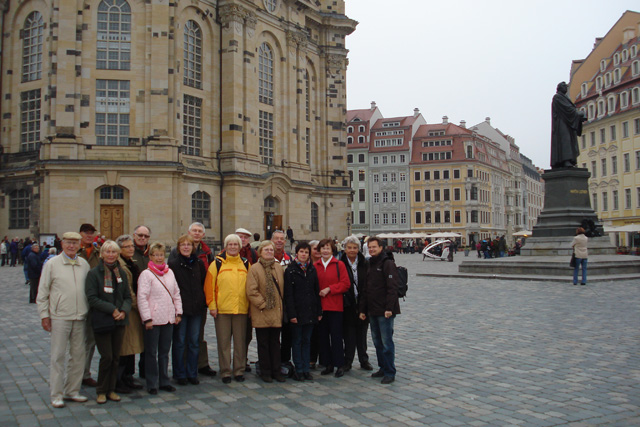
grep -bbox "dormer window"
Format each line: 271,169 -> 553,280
613,52 -> 620,66
597,99 -> 605,117
631,45 -> 638,58
607,95 -> 616,114
632,60 -> 640,77
596,76 -> 603,91
587,103 -> 595,120
622,49 -> 629,62
632,87 -> 640,105
620,91 -> 629,109
614,68 -> 621,84
580,82 -> 588,97
600,59 -> 607,72
604,72 -> 611,87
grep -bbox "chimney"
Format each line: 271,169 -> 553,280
413,108 -> 420,117
442,115 -> 448,124
460,120 -> 466,128
485,116 -> 491,125
623,26 -> 636,44
370,101 -> 377,110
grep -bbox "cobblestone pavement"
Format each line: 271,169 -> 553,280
1,254 -> 639,426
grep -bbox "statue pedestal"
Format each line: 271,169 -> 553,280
520,167 -> 615,256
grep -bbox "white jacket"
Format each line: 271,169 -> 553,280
37,254 -> 90,320
572,234 -> 588,259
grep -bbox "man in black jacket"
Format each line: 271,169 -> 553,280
359,237 -> 400,384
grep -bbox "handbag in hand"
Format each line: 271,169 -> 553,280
569,250 -> 576,268
92,310 -> 115,334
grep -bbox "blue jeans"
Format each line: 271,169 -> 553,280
573,258 -> 588,284
172,314 -> 201,379
369,315 -> 396,378
144,324 -> 173,389
291,323 -> 314,374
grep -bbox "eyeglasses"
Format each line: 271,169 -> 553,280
120,244 -> 134,249
135,234 -> 150,239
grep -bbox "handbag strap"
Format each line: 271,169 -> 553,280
149,270 -> 175,305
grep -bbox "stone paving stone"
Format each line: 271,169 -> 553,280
2,256 -> 640,425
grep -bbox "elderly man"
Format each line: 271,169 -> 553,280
271,230 -> 291,266
168,222 -> 217,377
37,232 -> 91,408
131,225 -> 151,272
76,223 -> 99,387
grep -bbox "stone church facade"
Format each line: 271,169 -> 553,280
0,0 -> 356,245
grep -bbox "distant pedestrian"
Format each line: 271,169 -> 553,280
571,227 -> 588,286
1,238 -> 7,266
26,243 -> 43,303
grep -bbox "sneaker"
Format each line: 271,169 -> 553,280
381,376 -> 395,384
371,370 -> 384,378
51,398 -> 65,408
96,394 -> 107,404
107,392 -> 121,402
63,394 -> 88,402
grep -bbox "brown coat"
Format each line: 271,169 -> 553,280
246,261 -> 285,328
118,257 -> 144,356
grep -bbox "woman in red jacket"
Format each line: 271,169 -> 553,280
314,238 -> 350,377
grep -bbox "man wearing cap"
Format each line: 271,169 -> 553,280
37,232 -> 91,408
168,222 -> 217,377
76,223 -> 99,387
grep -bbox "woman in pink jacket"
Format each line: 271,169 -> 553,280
137,242 -> 183,395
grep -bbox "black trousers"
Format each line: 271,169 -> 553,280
318,311 -> 344,368
256,327 -> 281,377
343,308 -> 370,367
280,322 -> 292,364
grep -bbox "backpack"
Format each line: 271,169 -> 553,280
384,257 -> 408,299
214,253 -> 250,273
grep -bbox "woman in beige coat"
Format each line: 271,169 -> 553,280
246,240 -> 285,383
571,227 -> 588,286
115,235 -> 144,392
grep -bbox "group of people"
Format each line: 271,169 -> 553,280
35,222 -> 402,409
475,236 -> 509,259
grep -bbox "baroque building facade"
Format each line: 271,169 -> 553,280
570,11 -> 640,248
0,0 -> 356,244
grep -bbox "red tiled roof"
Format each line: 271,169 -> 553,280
347,108 -> 377,123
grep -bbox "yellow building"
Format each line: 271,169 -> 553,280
571,11 -> 640,248
0,0 -> 356,245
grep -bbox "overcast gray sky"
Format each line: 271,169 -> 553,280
345,0 -> 639,169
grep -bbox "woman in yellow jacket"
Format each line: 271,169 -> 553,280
204,234 -> 249,384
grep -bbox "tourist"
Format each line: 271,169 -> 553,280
85,240 -> 132,404
572,227 -> 589,286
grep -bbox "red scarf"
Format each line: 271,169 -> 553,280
148,261 -> 168,276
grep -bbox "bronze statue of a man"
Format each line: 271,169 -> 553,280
550,81 -> 586,169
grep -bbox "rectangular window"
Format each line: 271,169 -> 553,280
443,170 -> 450,179
613,190 -> 619,210
400,212 -> 407,224
259,110 -> 274,164
453,169 -> 460,179
20,89 -> 41,151
391,213 -> 397,224
424,190 -> 431,202
183,94 -> 202,155
382,213 -> 389,224
373,174 -> 379,183
454,210 -> 461,223
434,211 -> 441,223
9,190 -> 30,229
600,128 -> 606,144
590,131 -> 596,146
625,188 -> 631,209
444,210 -> 450,223
592,193 -> 598,211
635,118 -> 640,135
424,171 -> 431,180
434,171 -> 440,180
373,157 -> 379,165
612,156 -> 618,174
358,189 -> 365,202
97,9 -> 131,70
471,210 -> 478,222
390,155 -> 396,163
444,189 -> 450,201
382,192 -> 388,203
636,151 -> 640,170
390,173 -> 397,182
454,188 -> 461,201
414,171 -> 420,181
400,191 -> 406,202
467,169 -> 473,178
415,212 -> 422,224
434,189 -> 440,201
591,161 -> 597,178
306,128 -> 311,165
638,188 -> 640,208
399,173 -> 406,182
391,192 -> 397,203
601,158 -> 607,176
610,125 -> 617,141
382,156 -> 388,164
96,80 -> 130,146
624,153 -> 631,172
400,154 -> 406,163
602,192 -> 608,211
373,193 -> 379,203
374,214 -> 379,225
623,121 -> 629,138
359,211 -> 365,224
359,170 -> 365,181
414,190 -> 421,202
581,135 -> 586,149
382,173 -> 388,182
425,211 -> 431,223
